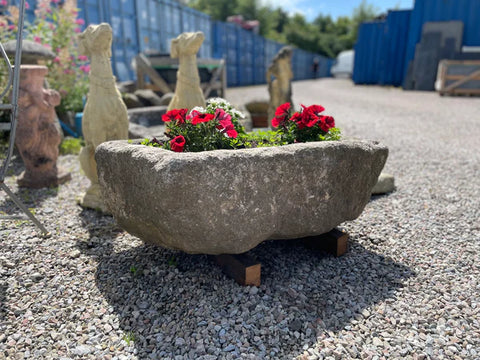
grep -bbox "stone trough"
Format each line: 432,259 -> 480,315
95,139 -> 388,255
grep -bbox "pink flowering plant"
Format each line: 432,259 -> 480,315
271,102 -> 341,143
0,0 -> 88,113
142,99 -> 340,153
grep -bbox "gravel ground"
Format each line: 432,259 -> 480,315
1,79 -> 479,359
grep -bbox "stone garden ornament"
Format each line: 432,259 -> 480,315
167,31 -> 206,111
15,65 -> 71,188
78,23 -> 129,212
267,46 -> 293,127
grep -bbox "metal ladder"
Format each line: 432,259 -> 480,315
0,0 -> 49,236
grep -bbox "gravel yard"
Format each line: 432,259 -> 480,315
1,78 -> 479,359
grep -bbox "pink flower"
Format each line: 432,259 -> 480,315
25,1 -> 29,9
78,55 -> 88,61
33,36 -> 42,44
80,64 -> 90,74
49,23 -> 54,30
53,56 -> 60,63
51,0 -> 60,3
74,27 -> 81,33
0,0 -> 7,6
8,25 -> 16,31
75,18 -> 85,25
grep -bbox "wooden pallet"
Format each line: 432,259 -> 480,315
215,228 -> 349,286
135,53 -> 226,98
436,60 -> 480,96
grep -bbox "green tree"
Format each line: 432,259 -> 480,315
188,0 -> 238,20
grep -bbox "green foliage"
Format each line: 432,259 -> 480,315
129,265 -> 138,276
167,255 -> 178,267
122,331 -> 135,346
59,137 -> 83,155
0,1 -> 88,114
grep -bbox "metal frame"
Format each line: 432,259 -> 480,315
0,0 -> 49,236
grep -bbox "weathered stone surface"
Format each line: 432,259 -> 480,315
96,139 -> 388,254
127,105 -> 167,127
160,92 -> 175,106
4,40 -> 55,64
234,103 -> 252,132
122,93 -> 143,109
117,80 -> 136,94
128,122 -> 164,140
372,172 -> 395,194
134,89 -> 164,106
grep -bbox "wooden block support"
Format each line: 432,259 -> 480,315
302,228 -> 349,257
215,253 -> 261,286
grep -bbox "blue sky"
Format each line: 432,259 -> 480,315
264,0 -> 414,21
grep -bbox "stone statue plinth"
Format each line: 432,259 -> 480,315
267,46 -> 294,128
15,65 -> 71,188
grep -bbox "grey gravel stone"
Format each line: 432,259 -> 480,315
0,79 -> 479,360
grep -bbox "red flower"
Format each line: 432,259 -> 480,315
215,108 -> 232,122
318,115 -> 335,132
170,135 -> 185,152
275,102 -> 291,117
162,109 -> 187,124
293,107 -> 318,129
271,117 -> 281,128
303,104 -> 325,115
271,102 -> 291,128
217,119 -> 238,138
191,113 -> 214,125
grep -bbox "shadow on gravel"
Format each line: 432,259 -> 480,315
78,219 -> 415,359
0,282 -> 7,321
76,208 -> 123,250
0,186 -> 59,217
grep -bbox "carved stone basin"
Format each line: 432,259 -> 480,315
95,139 -> 388,254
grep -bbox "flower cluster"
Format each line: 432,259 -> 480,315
141,100 -> 340,153
0,0 -> 89,114
271,102 -> 340,143
145,98 -> 246,152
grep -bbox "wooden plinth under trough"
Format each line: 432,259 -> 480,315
215,228 -> 349,286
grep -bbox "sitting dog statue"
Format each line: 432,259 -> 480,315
167,31 -> 206,111
78,23 -> 128,212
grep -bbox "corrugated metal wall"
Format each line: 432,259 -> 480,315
14,0 -> 331,85
353,21 -> 385,84
379,10 -> 411,86
213,22 -> 330,87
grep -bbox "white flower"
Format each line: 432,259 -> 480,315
190,106 -> 205,114
207,97 -> 230,107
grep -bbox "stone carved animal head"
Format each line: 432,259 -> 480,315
170,31 -> 205,58
78,23 -> 113,57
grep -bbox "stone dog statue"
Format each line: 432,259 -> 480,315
266,46 -> 294,127
167,31 -> 206,111
78,23 -> 128,212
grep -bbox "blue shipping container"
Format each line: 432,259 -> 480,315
353,21 -> 386,84
379,9 -> 411,86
